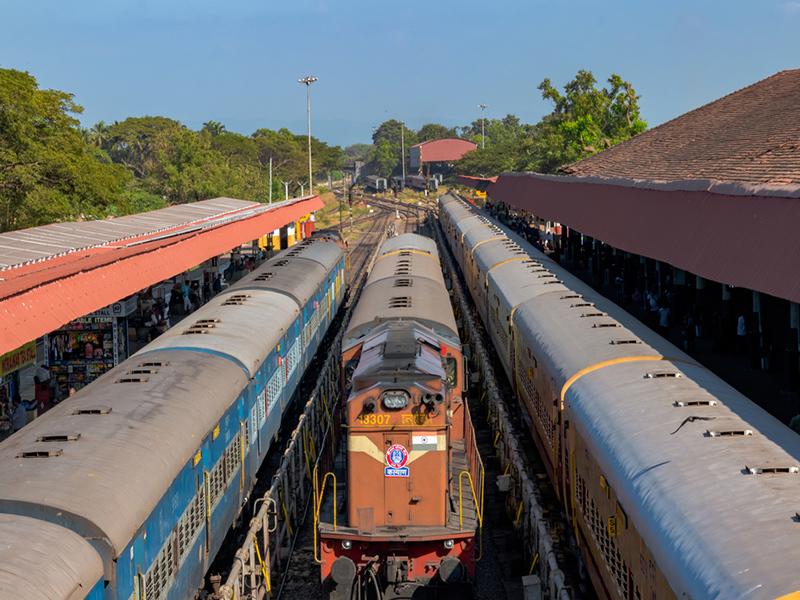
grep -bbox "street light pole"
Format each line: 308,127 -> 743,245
478,104 -> 488,149
298,76 -> 318,195
400,121 -> 405,188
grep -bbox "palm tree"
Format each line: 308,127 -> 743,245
91,121 -> 110,150
202,121 -> 227,137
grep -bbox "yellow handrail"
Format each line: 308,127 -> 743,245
254,532 -> 273,598
458,469 -> 484,561
313,465 -> 337,563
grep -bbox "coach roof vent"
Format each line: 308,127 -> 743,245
645,372 -> 683,379
708,430 -> 753,437
561,294 -> 582,300
676,400 -> 717,407
254,272 -> 275,281
37,434 -> 81,443
610,339 -> 641,345
72,407 -> 112,415
222,294 -> 251,306
17,450 -> 63,458
273,259 -> 292,267
139,361 -> 170,367
393,279 -> 413,287
116,376 -> 150,383
745,465 -> 799,475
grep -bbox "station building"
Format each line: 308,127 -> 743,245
461,69 -> 800,423
410,138 -> 478,177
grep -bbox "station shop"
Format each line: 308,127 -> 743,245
45,296 -> 137,395
0,341 -> 37,409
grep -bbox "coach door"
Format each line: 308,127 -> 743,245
383,433 -> 411,526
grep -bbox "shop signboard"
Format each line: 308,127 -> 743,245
86,295 -> 137,318
0,341 -> 37,378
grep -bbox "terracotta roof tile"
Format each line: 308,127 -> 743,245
560,70 -> 800,185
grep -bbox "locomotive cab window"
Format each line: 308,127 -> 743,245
344,359 -> 358,391
445,357 -> 458,388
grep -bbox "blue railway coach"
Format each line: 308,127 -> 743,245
0,236 -> 345,600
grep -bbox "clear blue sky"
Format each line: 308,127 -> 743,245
2,0 -> 798,149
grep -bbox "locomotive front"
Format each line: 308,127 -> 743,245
318,234 -> 481,600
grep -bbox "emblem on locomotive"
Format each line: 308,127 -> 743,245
385,444 -> 409,476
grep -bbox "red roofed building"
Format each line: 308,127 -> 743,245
410,138 -> 477,175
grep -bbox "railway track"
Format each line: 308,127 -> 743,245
209,202 -> 580,600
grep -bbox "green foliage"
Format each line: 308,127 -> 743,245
0,68 -> 128,231
370,120 -> 417,178
344,143 -> 372,161
417,123 -> 457,143
537,70 -> 647,165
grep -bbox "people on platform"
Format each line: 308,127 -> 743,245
7,395 -> 37,432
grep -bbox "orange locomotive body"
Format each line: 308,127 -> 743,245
318,234 -> 482,600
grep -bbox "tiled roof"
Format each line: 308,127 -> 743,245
560,69 -> 800,185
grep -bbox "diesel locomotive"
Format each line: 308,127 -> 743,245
318,233 -> 482,600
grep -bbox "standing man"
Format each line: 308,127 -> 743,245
8,395 -> 30,432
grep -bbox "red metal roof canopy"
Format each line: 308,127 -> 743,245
0,196 -> 323,355
410,139 -> 477,166
459,172 -> 800,304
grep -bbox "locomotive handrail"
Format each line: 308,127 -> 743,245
457,469 -> 483,561
313,467 -> 338,563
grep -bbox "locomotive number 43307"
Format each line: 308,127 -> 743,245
355,414 -> 390,426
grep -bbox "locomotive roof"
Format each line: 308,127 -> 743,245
0,513 -> 104,599
376,232 -> 438,257
0,349 -> 248,561
344,276 -> 459,349
344,233 -> 458,349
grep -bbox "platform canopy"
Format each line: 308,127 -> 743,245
458,69 -> 800,305
0,196 -> 323,355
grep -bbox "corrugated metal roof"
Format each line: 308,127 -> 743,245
463,172 -> 800,304
0,197 -> 260,270
0,196 -> 323,356
410,138 -> 477,163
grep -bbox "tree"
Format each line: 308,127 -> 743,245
460,114 -> 522,147
370,120 -> 417,178
202,121 -> 227,137
145,126 -> 245,204
106,116 -> 182,178
417,123 -> 457,143
536,70 -> 646,168
0,68 -> 127,231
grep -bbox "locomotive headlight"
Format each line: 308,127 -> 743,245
341,540 -> 352,550
382,390 -> 409,409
